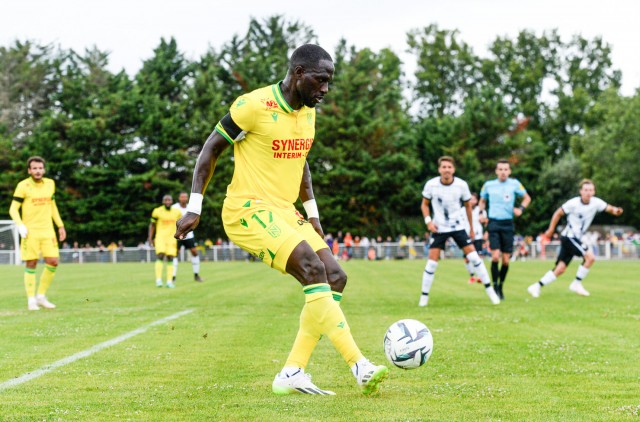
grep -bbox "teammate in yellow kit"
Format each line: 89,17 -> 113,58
175,44 -> 388,395
149,194 -> 182,288
9,156 -> 66,310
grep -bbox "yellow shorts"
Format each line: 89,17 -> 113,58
155,237 -> 178,257
222,198 -> 327,273
21,233 -> 59,261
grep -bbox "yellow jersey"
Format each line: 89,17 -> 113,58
151,205 -> 182,240
215,82 -> 316,209
10,177 -> 63,236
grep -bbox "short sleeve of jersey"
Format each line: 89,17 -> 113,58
460,179 -> 472,202
13,182 -> 26,200
479,183 -> 488,200
593,197 -> 608,212
151,208 -> 159,222
561,198 -> 577,214
513,179 -> 527,197
422,181 -> 433,199
229,95 -> 258,133
214,94 -> 258,144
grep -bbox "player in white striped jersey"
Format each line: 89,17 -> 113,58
528,179 -> 623,298
172,192 -> 203,282
419,156 -> 500,307
462,193 -> 486,284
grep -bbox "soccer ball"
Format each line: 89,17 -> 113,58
383,319 -> 433,369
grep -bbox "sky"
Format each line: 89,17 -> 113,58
2,0 -> 639,95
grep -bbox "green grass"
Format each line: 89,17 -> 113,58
1,259 -> 639,421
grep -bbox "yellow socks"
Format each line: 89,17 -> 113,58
155,260 -> 163,281
24,268 -> 36,297
166,262 -> 174,283
285,284 -> 363,369
37,265 -> 57,296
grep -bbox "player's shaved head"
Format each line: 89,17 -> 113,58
289,44 -> 332,72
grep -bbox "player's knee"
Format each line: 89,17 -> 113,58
293,253 -> 326,284
327,267 -> 347,291
45,258 -> 59,267
466,251 -> 480,265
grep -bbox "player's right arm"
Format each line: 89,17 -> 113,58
9,183 -> 28,238
175,130 -> 232,239
478,183 -> 489,224
421,198 -> 437,233
544,207 -> 565,239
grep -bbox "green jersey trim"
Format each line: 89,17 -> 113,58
303,284 -> 331,294
272,82 -> 294,114
215,123 -> 235,145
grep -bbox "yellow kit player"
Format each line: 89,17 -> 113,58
176,44 -> 388,395
9,156 -> 66,310
148,194 -> 182,288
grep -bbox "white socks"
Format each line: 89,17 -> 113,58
421,260 -> 438,295
466,251 -> 490,286
192,255 -> 200,274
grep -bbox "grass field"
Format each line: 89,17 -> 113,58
1,259 -> 639,421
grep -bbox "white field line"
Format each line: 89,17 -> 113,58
0,309 -> 193,391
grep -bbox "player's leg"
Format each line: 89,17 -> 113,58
496,225 -> 514,299
24,260 -> 39,310
36,235 -> 61,308
166,255 -> 176,288
488,224 -> 502,294
528,237 -> 572,298
155,247 -> 166,287
284,242 -> 387,395
172,242 -> 180,282
569,245 -> 595,296
21,236 -> 40,310
461,238 -> 499,305
419,245 -> 441,307
189,245 -> 202,282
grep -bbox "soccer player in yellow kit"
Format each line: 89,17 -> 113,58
175,44 -> 388,395
9,156 -> 66,310
149,194 -> 182,288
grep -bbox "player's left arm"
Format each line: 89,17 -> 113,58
299,161 -> 323,238
51,199 -> 66,242
605,204 -> 623,216
514,191 -> 531,217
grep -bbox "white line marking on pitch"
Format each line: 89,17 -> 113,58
0,309 -> 193,391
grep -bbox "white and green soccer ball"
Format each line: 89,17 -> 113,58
383,319 -> 433,369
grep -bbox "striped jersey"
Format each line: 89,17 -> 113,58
422,177 -> 472,233
561,196 -> 607,239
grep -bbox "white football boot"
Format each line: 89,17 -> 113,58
27,297 -> 40,311
418,295 -> 429,307
569,281 -> 590,296
527,283 -> 541,298
485,286 -> 501,305
352,359 -> 389,395
272,369 -> 335,395
36,294 -> 56,309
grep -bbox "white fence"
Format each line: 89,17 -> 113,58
0,240 -> 638,265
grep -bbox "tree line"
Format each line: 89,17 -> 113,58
1,16 -> 637,245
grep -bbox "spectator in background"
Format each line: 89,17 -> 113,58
343,232 -> 354,260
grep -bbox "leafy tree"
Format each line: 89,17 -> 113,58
314,41 -> 419,236
573,89 -> 639,227
407,24 -> 480,118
